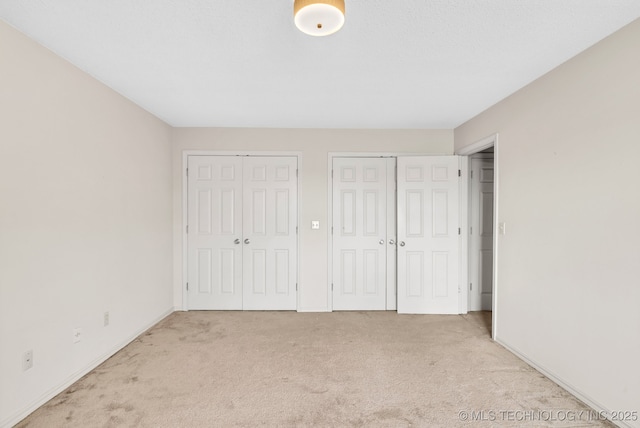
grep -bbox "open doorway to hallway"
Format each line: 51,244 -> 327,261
468,149 -> 494,334
457,136 -> 498,338
462,310 -> 493,336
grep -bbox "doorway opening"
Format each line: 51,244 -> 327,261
457,135 -> 498,339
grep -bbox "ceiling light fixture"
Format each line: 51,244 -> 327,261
294,0 -> 345,37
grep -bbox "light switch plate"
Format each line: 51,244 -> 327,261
311,221 -> 320,230
73,328 -> 82,343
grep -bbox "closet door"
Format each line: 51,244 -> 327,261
187,155 -> 298,311
242,157 -> 298,310
332,158 -> 391,310
397,156 -> 460,314
187,156 -> 243,310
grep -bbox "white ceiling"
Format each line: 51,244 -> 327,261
2,1 -> 639,129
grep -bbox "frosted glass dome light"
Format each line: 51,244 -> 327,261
294,0 -> 345,37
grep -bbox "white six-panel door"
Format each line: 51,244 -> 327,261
332,158 -> 395,310
469,157 -> 494,311
397,156 -> 460,314
187,156 -> 243,310
187,156 -> 297,311
242,157 -> 298,310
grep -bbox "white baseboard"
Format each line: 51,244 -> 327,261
497,337 -> 637,428
297,307 -> 331,312
2,307 -> 175,428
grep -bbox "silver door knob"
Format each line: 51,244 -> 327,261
399,241 -> 405,247
244,238 -> 250,244
379,239 -> 385,245
389,239 -> 395,245
234,239 -> 240,244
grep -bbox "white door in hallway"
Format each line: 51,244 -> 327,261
469,157 -> 494,311
397,156 -> 460,314
187,156 -> 298,310
242,157 -> 298,310
332,158 -> 396,310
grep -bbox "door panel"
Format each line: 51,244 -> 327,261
187,156 -> 297,310
406,251 -> 424,297
469,158 -> 494,311
242,157 -> 298,310
187,156 -> 243,309
397,156 -> 460,314
332,158 -> 392,310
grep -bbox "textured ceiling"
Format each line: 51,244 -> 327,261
1,1 -> 639,128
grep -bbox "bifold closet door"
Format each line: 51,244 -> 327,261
187,156 -> 297,311
397,156 -> 460,314
332,158 -> 395,310
187,156 -> 243,310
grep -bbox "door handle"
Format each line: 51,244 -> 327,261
389,239 -> 395,245
379,239 -> 385,245
244,238 -> 250,244
234,239 -> 240,244
399,241 -> 405,247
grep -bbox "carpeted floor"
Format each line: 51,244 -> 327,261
16,311 -> 612,427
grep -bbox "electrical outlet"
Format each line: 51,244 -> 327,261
73,328 -> 82,343
104,311 -> 110,327
23,350 -> 33,371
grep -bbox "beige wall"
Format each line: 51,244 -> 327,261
0,20 -> 173,426
5,7 -> 638,426
171,128 -> 453,310
455,18 -> 640,424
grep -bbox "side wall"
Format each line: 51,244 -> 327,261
171,128 -> 453,311
455,19 -> 640,426
0,21 -> 174,427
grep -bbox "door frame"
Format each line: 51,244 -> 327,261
327,152 -> 462,313
181,151 -> 302,311
456,134 -> 499,339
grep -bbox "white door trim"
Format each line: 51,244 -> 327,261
456,134 -> 496,155
458,156 -> 469,314
455,134 -> 499,340
181,150 -> 302,311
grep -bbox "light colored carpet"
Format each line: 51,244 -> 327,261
16,311 -> 612,427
